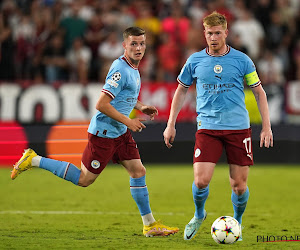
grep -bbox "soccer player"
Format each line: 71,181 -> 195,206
163,12 -> 273,241
11,27 -> 179,237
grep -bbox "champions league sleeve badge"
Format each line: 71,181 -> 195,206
111,72 -> 121,81
107,72 -> 121,88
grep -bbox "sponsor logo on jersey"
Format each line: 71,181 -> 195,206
214,65 -> 223,73
126,97 -> 137,103
107,79 -> 119,88
203,83 -> 235,90
91,160 -> 100,169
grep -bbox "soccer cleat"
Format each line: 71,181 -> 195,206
143,220 -> 179,237
11,149 -> 37,180
238,224 -> 243,241
184,210 -> 207,240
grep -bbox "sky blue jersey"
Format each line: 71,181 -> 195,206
88,55 -> 141,138
177,46 -> 261,130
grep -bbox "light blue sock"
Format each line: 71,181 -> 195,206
193,182 -> 209,219
231,187 -> 250,224
130,176 -> 151,216
40,157 -> 81,185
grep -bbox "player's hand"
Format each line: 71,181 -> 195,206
140,105 -> 158,120
260,128 -> 273,148
163,126 -> 176,148
128,118 -> 146,132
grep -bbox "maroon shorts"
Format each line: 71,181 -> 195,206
193,128 -> 253,166
81,129 -> 140,174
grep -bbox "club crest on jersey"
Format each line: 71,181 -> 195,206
91,160 -> 100,169
111,72 -> 121,81
136,77 -> 140,86
214,65 -> 223,73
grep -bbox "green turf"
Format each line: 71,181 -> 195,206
1,164 -> 300,249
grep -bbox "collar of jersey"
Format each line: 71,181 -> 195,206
122,55 -> 138,70
206,45 -> 230,57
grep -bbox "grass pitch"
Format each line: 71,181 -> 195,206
1,164 -> 300,249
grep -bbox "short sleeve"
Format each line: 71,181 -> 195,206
102,66 -> 126,99
177,58 -> 194,88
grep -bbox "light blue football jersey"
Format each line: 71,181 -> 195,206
177,46 -> 261,130
88,55 -> 141,138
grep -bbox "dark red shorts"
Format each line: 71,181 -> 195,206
81,129 -> 140,174
193,128 -> 253,166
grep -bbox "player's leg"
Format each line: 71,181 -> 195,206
225,128 -> 253,241
121,159 -> 153,225
117,130 -> 178,236
184,162 -> 215,240
11,134 -> 109,187
193,162 -> 215,219
11,149 -> 100,187
115,130 -> 154,227
184,130 -> 223,240
11,148 -> 82,185
229,164 -> 250,225
229,164 -> 249,241
121,158 -> 179,237
225,129 -> 252,225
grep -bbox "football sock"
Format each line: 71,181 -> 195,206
39,157 -> 81,185
130,175 -> 152,219
231,187 -> 249,224
193,182 -> 209,219
141,213 -> 155,226
31,156 -> 42,167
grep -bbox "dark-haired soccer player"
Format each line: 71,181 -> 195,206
11,27 -> 179,237
163,11 -> 273,241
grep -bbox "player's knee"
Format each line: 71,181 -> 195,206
78,178 -> 95,187
194,179 -> 209,189
232,185 -> 247,196
130,165 -> 146,178
140,166 -> 146,176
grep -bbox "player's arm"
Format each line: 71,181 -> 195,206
96,92 -> 146,132
134,100 -> 158,120
251,84 -> 273,148
163,84 -> 189,148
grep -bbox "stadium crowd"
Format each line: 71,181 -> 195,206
0,0 -> 300,123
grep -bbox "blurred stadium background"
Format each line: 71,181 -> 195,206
0,0 -> 300,166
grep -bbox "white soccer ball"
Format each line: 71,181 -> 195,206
211,216 -> 240,244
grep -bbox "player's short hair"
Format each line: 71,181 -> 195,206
123,27 -> 146,40
203,11 -> 227,29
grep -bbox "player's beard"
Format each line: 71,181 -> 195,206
209,42 -> 226,55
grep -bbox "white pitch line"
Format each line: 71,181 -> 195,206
0,211 -> 272,216
0,211 -> 186,216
